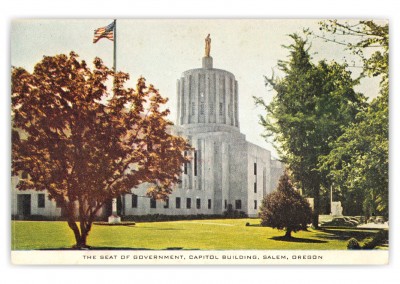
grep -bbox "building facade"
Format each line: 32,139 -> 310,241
11,53 -> 284,219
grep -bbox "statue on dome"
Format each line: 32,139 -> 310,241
205,34 -> 211,57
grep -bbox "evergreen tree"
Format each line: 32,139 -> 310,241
255,34 -> 365,227
259,172 -> 312,238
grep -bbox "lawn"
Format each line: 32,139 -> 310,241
11,219 -> 384,250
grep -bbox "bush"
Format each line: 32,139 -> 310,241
347,230 -> 388,250
93,221 -> 136,226
223,209 -> 248,219
121,214 -> 230,223
12,214 -> 61,221
259,172 -> 312,238
363,230 -> 388,249
347,238 -> 361,250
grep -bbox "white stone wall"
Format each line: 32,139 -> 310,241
270,160 -> 285,192
11,175 -> 62,218
246,143 -> 272,217
124,182 -> 216,216
228,138 -> 249,213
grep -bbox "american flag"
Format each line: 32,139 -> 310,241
93,21 -> 115,43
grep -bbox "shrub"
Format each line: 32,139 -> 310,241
347,238 -> 361,250
259,172 -> 312,238
121,214 -> 230,223
223,209 -> 248,219
93,221 -> 136,226
363,230 -> 388,249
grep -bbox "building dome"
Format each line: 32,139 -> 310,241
176,56 -> 239,130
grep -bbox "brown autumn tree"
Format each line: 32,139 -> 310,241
11,51 -> 191,248
259,171 -> 312,238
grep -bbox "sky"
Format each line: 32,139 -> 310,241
10,19 -> 383,159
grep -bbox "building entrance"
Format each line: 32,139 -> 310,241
17,194 -> 31,218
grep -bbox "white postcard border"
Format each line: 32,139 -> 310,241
11,250 -> 388,265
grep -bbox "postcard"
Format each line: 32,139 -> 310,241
10,19 -> 388,265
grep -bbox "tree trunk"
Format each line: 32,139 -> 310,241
65,202 -> 91,249
80,231 -> 88,248
312,185 -> 320,229
67,218 -> 85,248
65,199 -> 103,249
68,221 -> 91,249
285,229 -> 292,238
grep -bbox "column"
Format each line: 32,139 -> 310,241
224,75 -> 230,125
205,73 -> 210,123
176,79 -> 181,125
185,76 -> 191,124
234,80 -> 239,128
180,78 -> 185,125
215,73 -> 221,124
194,74 -> 199,124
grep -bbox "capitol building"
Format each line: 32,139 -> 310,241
11,38 -> 284,219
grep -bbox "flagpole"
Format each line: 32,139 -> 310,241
113,19 -> 117,75
109,19 -> 121,224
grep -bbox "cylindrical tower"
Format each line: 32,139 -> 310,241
176,56 -> 239,130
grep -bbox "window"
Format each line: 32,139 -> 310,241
56,200 -> 62,208
209,103 -> 214,115
21,171 -> 28,179
254,200 -> 258,210
219,103 -> 223,115
254,182 -> 257,193
194,150 -> 198,176
196,198 -> 201,209
263,168 -> 267,193
150,198 -> 156,209
200,101 -> 205,115
176,197 -> 181,209
164,199 -> 169,209
186,198 -> 191,209
235,200 -> 242,210
224,199 -> 227,209
208,199 -> 212,209
38,194 -> 45,208
183,151 -> 188,175
254,162 -> 257,175
132,194 -> 138,208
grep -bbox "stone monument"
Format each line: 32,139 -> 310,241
305,198 -> 314,211
331,201 -> 343,216
108,197 -> 121,224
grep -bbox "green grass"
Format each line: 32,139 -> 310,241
11,219 -> 384,250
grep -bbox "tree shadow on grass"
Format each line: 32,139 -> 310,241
39,247 -> 199,250
138,227 -> 183,231
315,228 -> 378,241
270,236 -> 327,243
39,247 -> 152,250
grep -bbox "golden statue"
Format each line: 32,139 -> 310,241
205,34 -> 211,57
